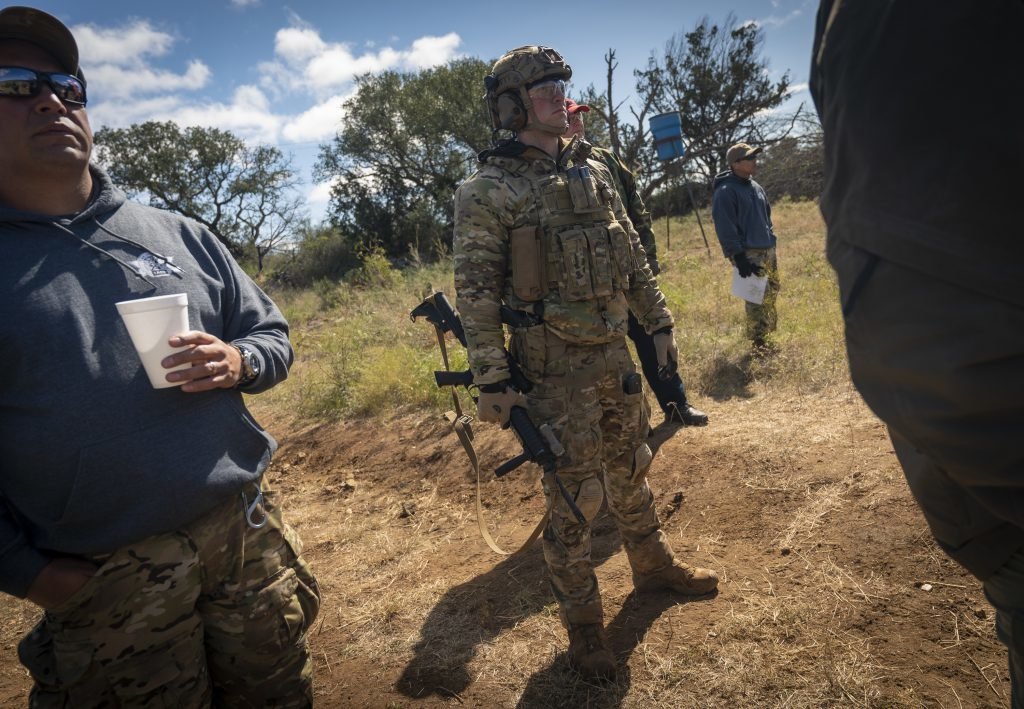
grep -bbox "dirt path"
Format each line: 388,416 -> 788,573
0,386 -> 1010,708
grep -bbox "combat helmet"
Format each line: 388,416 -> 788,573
484,45 -> 571,134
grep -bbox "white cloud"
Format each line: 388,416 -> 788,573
73,21 -> 175,65
91,86 -> 282,145
262,25 -> 462,93
755,9 -> 804,29
405,33 -> 462,70
170,86 -> 282,144
788,82 -> 809,95
274,27 -> 326,64
72,19 -> 211,102
89,95 -> 185,129
308,180 -> 335,205
230,0 -> 260,6
87,60 -> 211,99
282,93 -> 353,143
304,45 -> 399,89
79,13 -> 464,205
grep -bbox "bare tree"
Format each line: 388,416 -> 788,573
584,15 -> 796,203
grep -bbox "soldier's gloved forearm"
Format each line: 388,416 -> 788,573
647,256 -> 661,277
653,328 -> 678,381
477,382 -> 528,427
733,252 -> 764,278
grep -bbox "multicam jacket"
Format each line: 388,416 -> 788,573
453,136 -> 673,386
589,146 -> 658,271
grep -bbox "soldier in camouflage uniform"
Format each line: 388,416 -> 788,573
0,8 -> 318,706
454,45 -> 718,680
564,99 -> 708,427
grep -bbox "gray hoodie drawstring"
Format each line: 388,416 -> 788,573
51,218 -> 185,288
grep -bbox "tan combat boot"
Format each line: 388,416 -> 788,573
560,603 -> 616,680
567,624 -> 616,680
626,530 -> 719,596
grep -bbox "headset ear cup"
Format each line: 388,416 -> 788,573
496,92 -> 526,131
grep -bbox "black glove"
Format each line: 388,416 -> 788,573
733,252 -> 764,278
647,256 -> 661,277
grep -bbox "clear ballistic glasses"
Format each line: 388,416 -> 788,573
527,78 -> 567,103
0,66 -> 87,106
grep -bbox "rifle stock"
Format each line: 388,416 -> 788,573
412,292 -> 585,525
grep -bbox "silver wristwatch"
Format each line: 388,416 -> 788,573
233,344 -> 261,388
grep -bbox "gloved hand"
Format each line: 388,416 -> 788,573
476,383 -> 528,426
647,256 -> 661,277
733,252 -> 764,278
653,330 -> 678,381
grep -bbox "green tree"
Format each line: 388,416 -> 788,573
93,121 -> 305,272
266,222 -> 358,288
315,57 -> 492,258
589,15 -> 796,200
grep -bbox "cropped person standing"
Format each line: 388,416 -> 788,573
564,98 -> 708,427
0,7 -> 319,707
711,142 -> 780,350
811,1 -> 1024,704
454,45 -> 718,681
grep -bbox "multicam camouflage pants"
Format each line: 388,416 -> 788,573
525,336 -> 667,625
743,246 -> 780,344
17,487 -> 320,708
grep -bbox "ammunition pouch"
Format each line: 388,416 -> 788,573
509,225 -> 547,301
508,317 -> 547,384
553,223 -> 635,301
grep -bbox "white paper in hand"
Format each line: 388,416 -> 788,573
731,268 -> 769,305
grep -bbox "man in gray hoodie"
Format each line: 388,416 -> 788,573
711,143 -> 780,350
0,6 -> 318,706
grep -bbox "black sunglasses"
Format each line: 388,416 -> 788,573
0,66 -> 87,106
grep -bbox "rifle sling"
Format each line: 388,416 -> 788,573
433,324 -> 463,418
446,410 -> 552,556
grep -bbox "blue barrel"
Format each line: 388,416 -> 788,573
649,111 -> 685,161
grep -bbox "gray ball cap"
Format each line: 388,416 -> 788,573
0,6 -> 79,75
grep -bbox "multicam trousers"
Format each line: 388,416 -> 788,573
743,246 -> 780,344
17,487 -> 320,708
525,336 -> 665,624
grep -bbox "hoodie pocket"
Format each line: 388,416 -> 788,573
54,395 -> 273,540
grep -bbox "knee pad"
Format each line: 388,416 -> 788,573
574,476 -> 605,522
630,443 -> 654,484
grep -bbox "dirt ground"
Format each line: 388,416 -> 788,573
0,383 -> 1010,708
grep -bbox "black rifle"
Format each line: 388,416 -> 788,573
411,292 -> 535,393
411,292 -> 585,524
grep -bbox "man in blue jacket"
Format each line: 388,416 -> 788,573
711,143 -> 780,350
0,6 -> 318,706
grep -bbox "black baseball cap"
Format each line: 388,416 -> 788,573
0,6 -> 79,75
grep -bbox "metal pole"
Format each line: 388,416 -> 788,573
686,183 -> 711,259
666,197 -> 671,251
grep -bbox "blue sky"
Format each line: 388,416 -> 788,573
25,0 -> 818,220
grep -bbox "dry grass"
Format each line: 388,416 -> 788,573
242,201 -> 1008,706
0,200 -> 1008,708
242,380 -> 1007,707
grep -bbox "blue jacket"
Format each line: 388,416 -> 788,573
0,167 -> 293,598
711,171 -> 776,257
